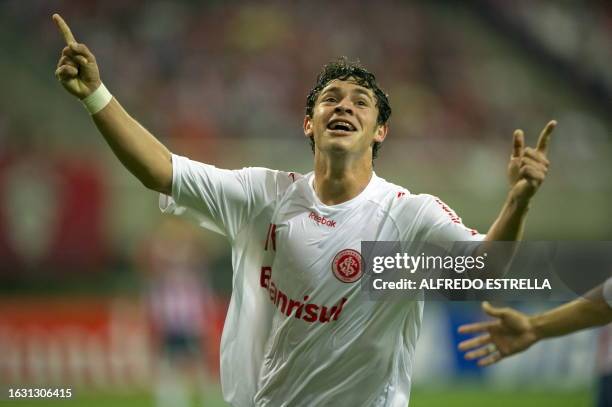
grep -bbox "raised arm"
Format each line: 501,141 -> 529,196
53,13 -> 172,194
457,280 -> 612,366
483,120 -> 556,242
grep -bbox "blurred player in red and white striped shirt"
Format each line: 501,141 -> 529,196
138,218 -> 214,407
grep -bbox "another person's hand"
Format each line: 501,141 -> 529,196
457,301 -> 539,366
507,120 -> 556,204
53,13 -> 101,99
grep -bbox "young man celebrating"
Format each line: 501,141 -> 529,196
53,13 -> 556,406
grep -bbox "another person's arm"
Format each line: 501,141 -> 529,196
53,13 -> 172,194
457,279 -> 612,366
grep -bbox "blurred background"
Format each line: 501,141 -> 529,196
1,0 -> 611,406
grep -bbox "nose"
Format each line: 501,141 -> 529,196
334,103 -> 353,115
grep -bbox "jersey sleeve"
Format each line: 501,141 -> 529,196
159,154 -> 280,241
416,194 -> 485,243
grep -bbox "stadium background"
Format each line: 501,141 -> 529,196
1,0 -> 611,406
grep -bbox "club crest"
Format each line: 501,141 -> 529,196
332,249 -> 363,283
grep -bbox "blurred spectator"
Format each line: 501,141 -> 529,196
137,217 -> 214,407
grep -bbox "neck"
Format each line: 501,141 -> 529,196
313,151 -> 373,205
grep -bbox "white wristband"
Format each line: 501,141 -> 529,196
81,83 -> 112,115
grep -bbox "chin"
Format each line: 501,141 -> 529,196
320,138 -> 353,155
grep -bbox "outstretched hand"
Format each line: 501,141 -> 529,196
53,13 -> 101,99
507,120 -> 556,204
457,301 -> 539,366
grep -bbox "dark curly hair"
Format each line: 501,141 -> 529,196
305,57 -> 392,160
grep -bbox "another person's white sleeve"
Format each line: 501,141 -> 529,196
159,154 -> 280,241
604,277 -> 612,308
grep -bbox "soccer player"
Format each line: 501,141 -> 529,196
53,13 -> 556,406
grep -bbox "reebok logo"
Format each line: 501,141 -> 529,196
309,211 -> 336,228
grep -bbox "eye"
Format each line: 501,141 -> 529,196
356,100 -> 368,106
323,97 -> 336,103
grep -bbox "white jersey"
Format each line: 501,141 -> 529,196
160,154 -> 484,406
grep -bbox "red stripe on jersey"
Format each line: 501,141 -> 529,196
264,224 -> 277,251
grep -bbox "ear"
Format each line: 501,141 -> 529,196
303,115 -> 314,138
374,123 -> 388,143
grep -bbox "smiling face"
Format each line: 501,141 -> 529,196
304,78 -> 388,159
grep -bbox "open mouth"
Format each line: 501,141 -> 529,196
327,120 -> 356,132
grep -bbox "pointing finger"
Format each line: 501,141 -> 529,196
512,130 -> 524,158
536,120 -> 557,154
52,13 -> 76,45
